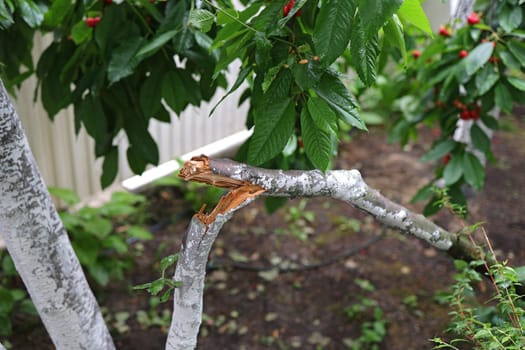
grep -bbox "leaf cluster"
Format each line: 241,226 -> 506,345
1,0 -> 227,187
432,259 -> 525,349
50,187 -> 152,286
216,0 -> 411,172
386,0 -> 525,215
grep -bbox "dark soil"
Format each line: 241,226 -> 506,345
6,117 -> 525,350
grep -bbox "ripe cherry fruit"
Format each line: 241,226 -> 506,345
467,12 -> 480,25
458,49 -> 468,58
86,17 -> 101,28
412,50 -> 421,59
439,25 -> 451,37
283,0 -> 301,17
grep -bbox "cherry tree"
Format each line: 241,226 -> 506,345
1,0 -> 524,348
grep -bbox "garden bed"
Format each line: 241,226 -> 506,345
7,118 -> 525,350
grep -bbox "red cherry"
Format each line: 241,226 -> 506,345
443,154 -> 451,165
283,0 -> 301,17
467,12 -> 480,25
86,17 -> 101,28
460,110 -> 470,120
283,0 -> 294,16
412,50 -> 421,58
458,49 -> 468,58
439,25 -> 451,37
104,0 -> 112,4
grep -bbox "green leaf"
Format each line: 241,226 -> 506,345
475,64 -> 499,96
499,50 -> 521,70
456,42 -> 493,83
358,0 -> 403,39
162,70 -> 187,114
350,16 -> 379,86
48,187 -> 80,206
507,41 -> 525,68
88,263 -> 110,286
43,0 -> 71,27
140,71 -> 164,117
126,226 -> 153,240
187,9 -> 214,32
314,73 -> 366,130
124,117 -> 159,167
135,29 -> 178,60
411,183 -> 434,203
71,20 -> 92,45
507,76 -> 525,91
397,0 -> 432,35
0,0 -> 14,29
82,217 -> 113,238
500,5 -> 522,33
160,254 -> 179,272
248,69 -> 295,165
494,83 -> 513,113
292,60 -> 322,91
306,96 -> 338,134
420,140 -> 456,162
126,146 -> 148,174
470,124 -> 490,154
249,99 -> 295,165
210,65 -> 251,116
264,197 -> 288,214
313,0 -> 355,66
462,152 -> 485,189
301,109 -> 332,171
72,236 -> 99,267
443,155 -> 463,186
14,0 -> 43,28
108,36 -> 144,84
0,288 -> 15,314
101,146 -> 118,189
102,236 -> 128,254
76,95 -> 107,144
383,15 -> 407,65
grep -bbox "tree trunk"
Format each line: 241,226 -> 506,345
0,80 -> 115,350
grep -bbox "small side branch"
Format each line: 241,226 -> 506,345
166,157 -> 264,350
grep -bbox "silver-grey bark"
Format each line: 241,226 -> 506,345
166,200 -> 255,350
0,80 -> 115,350
209,159 -> 456,250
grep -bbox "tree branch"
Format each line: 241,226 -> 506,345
209,157 -> 494,264
165,194 -> 259,350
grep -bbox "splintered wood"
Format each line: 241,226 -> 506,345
178,156 -> 265,229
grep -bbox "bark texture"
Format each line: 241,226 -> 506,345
0,81 -> 115,350
209,158 -> 491,261
166,199 -> 256,350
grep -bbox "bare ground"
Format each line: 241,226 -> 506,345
6,117 -> 525,350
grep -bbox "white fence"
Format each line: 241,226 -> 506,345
13,38 -> 248,200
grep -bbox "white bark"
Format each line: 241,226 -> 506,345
0,80 -> 115,350
166,199 -> 256,350
210,159 -> 457,250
